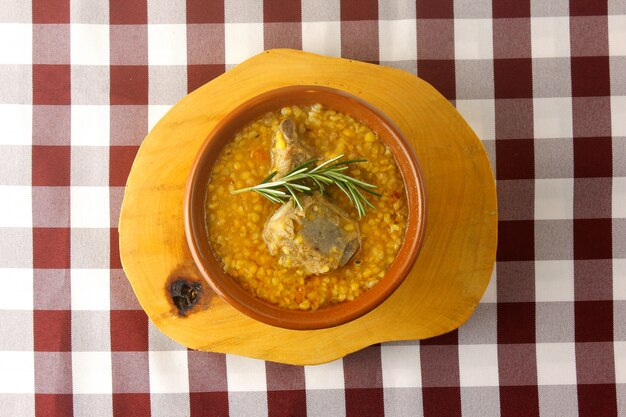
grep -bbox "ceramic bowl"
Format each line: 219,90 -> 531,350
184,85 -> 426,330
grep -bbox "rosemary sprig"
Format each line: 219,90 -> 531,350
231,154 -> 381,218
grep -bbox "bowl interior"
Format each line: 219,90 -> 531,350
185,85 -> 426,330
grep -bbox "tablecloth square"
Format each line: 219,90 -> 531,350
573,218 -> 612,259
0,310 -> 33,351
537,385 -> 578,416
0,186 -> 32,228
33,64 -> 70,105
532,57 -> 572,97
571,0 -> 609,16
536,302 -> 575,342
186,25 -> 225,65
151,393 -> 190,417
225,0 -> 263,24
495,261 -> 535,302
34,352 -> 72,394
573,96 -> 613,137
534,219 -> 573,260
109,229 -> 122,269
149,351 -> 190,394
112,393 -> 151,417
109,105 -> 147,146
189,392 -> 229,417
339,21 -> 379,63
566,270 -> 601,310
576,341 -> 617,384
573,136 -> 613,177
264,22 -> 303,51
110,65 -> 148,105
575,300 -> 614,342
380,344 -> 422,387
578,384 -> 618,416
571,56 -> 611,97
458,304 -> 498,345
609,14 -> 626,54
110,310 -> 149,351
497,180 -> 534,220
419,345 -> 460,387
497,220 -> 534,261
575,178 -> 612,219
0,268 -> 33,310
109,146 -> 139,186
148,0 -> 186,24
109,0 -> 146,25
493,18 -> 531,59
571,15 -> 610,57
32,105 -> 69,145
70,23 -> 109,66
34,310 -> 71,352
458,344 -> 499,387
497,344 -> 538,386
111,351 -> 150,393
263,0 -> 300,23
496,139 -> 535,179
422,387 -> 462,417
536,342 -> 577,385
499,386 -> 539,416
71,310 -> 111,351
34,269 -> 70,310
535,178 -> 573,220
495,98 -> 534,139
494,59 -> 533,99
33,228 -> 71,269
35,394 -> 72,417
454,19 -> 493,61
147,24 -> 187,66
416,60 -> 456,100
460,386 -> 500,417
493,0 -> 530,18
109,24 -> 148,65
0,64 -> 33,105
534,138 -> 573,178
33,0 -> 69,24
497,302 -> 535,343
148,65 -> 188,105
32,24 -> 69,65
453,0 -> 491,19
416,0 -> 453,19
71,65 -> 110,105
416,19 -> 454,60
185,0 -> 224,24
71,147 -> 110,186
0,228 -> 32,268
187,351 -> 228,392
340,0 -> 378,21
455,99 -> 496,140
70,228 -> 110,268
455,60 -> 495,100
109,269 -> 142,310
186,64 -> 225,93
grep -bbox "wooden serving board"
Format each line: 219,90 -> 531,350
119,49 -> 497,365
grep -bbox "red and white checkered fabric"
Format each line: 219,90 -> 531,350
0,0 -> 625,416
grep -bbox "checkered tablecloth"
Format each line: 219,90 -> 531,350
1,0 -> 625,416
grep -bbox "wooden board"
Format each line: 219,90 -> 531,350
118,49 -> 497,365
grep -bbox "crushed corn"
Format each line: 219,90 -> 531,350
206,104 -> 408,311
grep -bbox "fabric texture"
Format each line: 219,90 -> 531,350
0,0 -> 625,416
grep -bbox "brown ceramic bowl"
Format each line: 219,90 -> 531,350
184,85 -> 426,330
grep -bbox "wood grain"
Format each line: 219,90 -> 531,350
118,49 -> 497,365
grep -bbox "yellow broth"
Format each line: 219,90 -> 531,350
206,104 -> 408,310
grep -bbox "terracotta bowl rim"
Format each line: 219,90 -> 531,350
184,85 -> 427,330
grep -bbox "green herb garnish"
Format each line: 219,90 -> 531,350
231,154 -> 381,218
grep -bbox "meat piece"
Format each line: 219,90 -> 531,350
263,193 -> 360,275
270,118 -> 313,177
